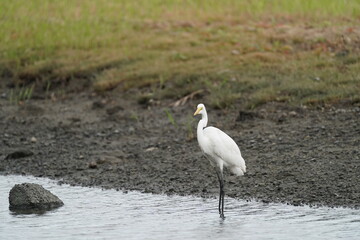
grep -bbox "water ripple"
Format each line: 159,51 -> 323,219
1,175 -> 359,240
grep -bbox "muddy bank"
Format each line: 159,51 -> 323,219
0,93 -> 359,208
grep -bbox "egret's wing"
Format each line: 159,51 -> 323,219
203,127 -> 246,174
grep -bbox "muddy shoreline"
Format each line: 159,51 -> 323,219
1,93 -> 359,209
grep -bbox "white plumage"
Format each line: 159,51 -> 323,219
194,103 -> 246,219
202,126 -> 246,176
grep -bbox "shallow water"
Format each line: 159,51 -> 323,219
1,175 -> 359,240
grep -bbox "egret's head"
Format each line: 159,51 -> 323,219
194,103 -> 206,116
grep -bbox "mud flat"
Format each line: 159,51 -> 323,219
1,94 -> 359,208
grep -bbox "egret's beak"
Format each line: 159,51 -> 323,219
194,107 -> 202,116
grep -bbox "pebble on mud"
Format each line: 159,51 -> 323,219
289,111 -> 297,117
88,161 -> 98,169
5,150 -> 34,160
92,100 -> 106,109
145,147 -> 157,152
236,111 -> 259,122
106,105 -> 124,115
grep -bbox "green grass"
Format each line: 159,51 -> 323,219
9,85 -> 34,104
164,108 -> 177,127
1,0 -> 360,107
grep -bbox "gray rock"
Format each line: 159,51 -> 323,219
9,183 -> 64,213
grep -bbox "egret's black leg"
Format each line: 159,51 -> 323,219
215,170 -> 222,214
220,179 -> 225,219
215,168 -> 225,219
220,183 -> 225,218
215,171 -> 221,213
218,184 -> 222,214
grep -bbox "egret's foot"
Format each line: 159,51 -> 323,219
220,213 -> 225,219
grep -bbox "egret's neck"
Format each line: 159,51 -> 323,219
196,112 -> 208,153
197,112 -> 208,135
196,110 -> 208,152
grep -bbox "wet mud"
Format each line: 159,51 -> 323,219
1,93 -> 359,208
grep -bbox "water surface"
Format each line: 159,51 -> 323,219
1,175 -> 359,239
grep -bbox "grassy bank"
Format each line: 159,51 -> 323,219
1,0 -> 360,108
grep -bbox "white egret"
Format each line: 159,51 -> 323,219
194,103 -> 246,219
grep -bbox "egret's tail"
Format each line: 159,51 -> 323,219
231,166 -> 246,176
